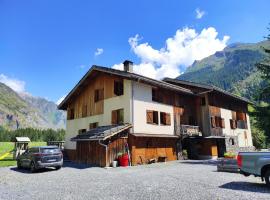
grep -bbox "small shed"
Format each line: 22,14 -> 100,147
13,137 -> 31,159
71,124 -> 132,167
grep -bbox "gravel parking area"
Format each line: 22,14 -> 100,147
0,160 -> 269,200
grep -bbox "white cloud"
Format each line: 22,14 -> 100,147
0,74 -> 26,93
195,8 -> 205,19
113,27 -> 229,80
94,48 -> 104,56
56,95 -> 66,105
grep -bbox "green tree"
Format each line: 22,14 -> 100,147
254,26 -> 270,142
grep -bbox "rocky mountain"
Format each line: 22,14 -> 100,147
0,82 -> 66,130
178,40 -> 270,101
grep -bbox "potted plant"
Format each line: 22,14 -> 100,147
224,152 -> 236,159
182,150 -> 188,160
118,152 -> 129,167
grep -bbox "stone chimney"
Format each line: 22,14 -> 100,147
123,60 -> 133,73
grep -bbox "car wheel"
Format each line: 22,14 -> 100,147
30,162 -> 36,173
264,169 -> 270,187
55,166 -> 61,170
17,160 -> 22,169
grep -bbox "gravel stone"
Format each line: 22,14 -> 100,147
0,160 -> 269,200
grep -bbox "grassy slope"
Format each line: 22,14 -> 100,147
0,142 -> 46,167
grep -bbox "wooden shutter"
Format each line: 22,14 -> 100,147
146,110 -> 153,124
166,113 -> 171,125
221,118 -> 225,128
211,116 -> 216,128
230,119 -> 237,129
99,89 -> 104,100
112,110 -> 117,124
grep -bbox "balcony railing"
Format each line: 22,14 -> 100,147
177,125 -> 202,137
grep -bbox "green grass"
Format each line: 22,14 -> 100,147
0,142 -> 47,167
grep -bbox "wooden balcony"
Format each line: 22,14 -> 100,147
175,125 -> 202,137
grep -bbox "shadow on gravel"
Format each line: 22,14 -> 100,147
63,161 -> 97,169
10,167 -> 56,174
179,160 -> 218,166
220,181 -> 270,193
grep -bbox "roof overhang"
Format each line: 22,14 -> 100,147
130,133 -> 180,138
58,66 -> 195,110
71,124 -> 132,142
163,78 -> 253,104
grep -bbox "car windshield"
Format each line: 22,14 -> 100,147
41,148 -> 60,154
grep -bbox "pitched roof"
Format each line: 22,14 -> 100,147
71,124 -> 132,141
163,78 -> 253,104
58,65 -> 194,110
15,137 -> 31,142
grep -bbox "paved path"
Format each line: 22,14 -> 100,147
0,160 -> 269,200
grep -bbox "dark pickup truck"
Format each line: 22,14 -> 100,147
237,152 -> 270,187
17,146 -> 63,172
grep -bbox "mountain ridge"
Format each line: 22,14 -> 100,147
0,82 -> 66,130
178,40 -> 270,101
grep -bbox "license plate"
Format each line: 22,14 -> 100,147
47,159 -> 56,162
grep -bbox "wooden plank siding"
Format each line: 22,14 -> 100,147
128,134 -> 178,165
107,137 -> 127,166
76,141 -> 107,167
67,73 -> 123,119
75,137 -> 128,167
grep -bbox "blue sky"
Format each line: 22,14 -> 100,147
0,0 -> 269,103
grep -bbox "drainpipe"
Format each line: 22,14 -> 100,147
98,139 -> 108,167
131,80 -> 134,132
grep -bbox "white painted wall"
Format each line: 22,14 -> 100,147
132,82 -> 175,135
65,80 -> 132,150
220,108 -> 253,147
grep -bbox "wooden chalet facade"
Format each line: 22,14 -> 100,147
58,60 -> 254,167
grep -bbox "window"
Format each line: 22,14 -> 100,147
152,88 -> 159,102
111,109 -> 124,124
201,97 -> 206,106
229,138 -> 235,146
146,110 -> 159,125
211,116 -> 225,128
114,80 -> 123,96
68,108 -> 75,120
89,122 -> 99,130
211,116 -> 216,128
82,105 -> 87,118
160,112 -> 171,125
94,89 -> 104,102
236,111 -> 247,129
78,129 -> 87,135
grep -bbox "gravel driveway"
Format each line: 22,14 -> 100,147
0,160 -> 269,200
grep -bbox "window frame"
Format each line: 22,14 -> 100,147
89,122 -> 99,130
146,110 -> 159,125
